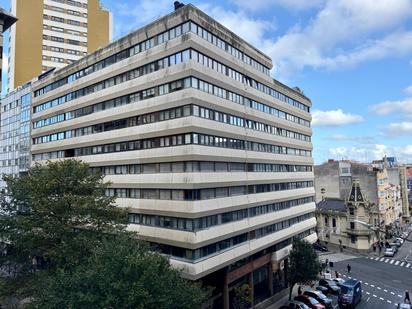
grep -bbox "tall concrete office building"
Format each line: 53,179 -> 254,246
0,7 -> 17,91
7,0 -> 112,91
31,3 -> 316,307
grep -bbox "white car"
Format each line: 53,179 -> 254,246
384,248 -> 395,257
396,238 -> 404,244
333,278 -> 345,285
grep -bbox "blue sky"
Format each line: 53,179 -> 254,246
1,0 -> 412,164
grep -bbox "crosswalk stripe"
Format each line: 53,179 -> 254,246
390,260 -> 395,264
395,261 -> 400,265
380,257 -> 385,261
406,263 -> 411,268
374,257 -> 380,261
400,262 -> 405,266
385,259 -> 389,263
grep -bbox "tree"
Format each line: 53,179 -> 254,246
0,160 -> 127,298
32,234 -> 210,309
287,238 -> 321,300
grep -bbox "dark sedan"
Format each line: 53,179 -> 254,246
303,290 -> 333,309
319,279 -> 341,294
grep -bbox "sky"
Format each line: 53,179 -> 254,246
1,0 -> 412,164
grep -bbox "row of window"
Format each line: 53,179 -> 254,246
32,103 -> 310,145
190,49 -> 309,112
35,20 -> 270,97
33,76 -> 310,130
33,132 -> 312,161
43,24 -> 86,37
33,49 -> 191,113
44,4 -> 87,17
155,222 -> 314,262
43,14 -> 86,27
105,181 -> 314,200
128,196 -> 314,231
50,0 -> 87,8
42,34 -> 86,47
90,161 -> 312,175
42,45 -> 85,56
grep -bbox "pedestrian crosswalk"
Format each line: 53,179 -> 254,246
365,256 -> 412,269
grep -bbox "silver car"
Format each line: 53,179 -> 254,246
385,248 -> 395,257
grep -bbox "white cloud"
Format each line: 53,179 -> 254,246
231,0 -> 325,12
384,122 -> 412,136
369,98 -> 412,115
328,144 -> 412,163
404,85 -> 412,96
112,0 -> 171,39
198,4 -> 274,48
328,134 -> 374,143
312,109 -> 364,126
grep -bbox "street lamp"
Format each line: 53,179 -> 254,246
353,220 -> 411,243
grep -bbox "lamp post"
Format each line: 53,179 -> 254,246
354,220 -> 412,243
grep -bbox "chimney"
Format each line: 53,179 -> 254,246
174,1 -> 185,10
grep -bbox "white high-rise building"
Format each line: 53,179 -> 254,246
30,3 -> 316,308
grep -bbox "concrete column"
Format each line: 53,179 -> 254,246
268,262 -> 274,296
249,270 -> 254,307
223,268 -> 229,309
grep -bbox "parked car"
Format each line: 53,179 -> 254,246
287,300 -> 311,309
303,290 -> 333,309
338,279 -> 362,308
318,279 -> 341,294
294,295 -> 325,309
315,285 -> 329,294
396,238 -> 404,245
333,278 -> 346,286
389,242 -> 398,251
313,242 -> 328,252
384,247 -> 395,257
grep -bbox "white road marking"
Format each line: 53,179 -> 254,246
375,257 -> 380,261
377,287 -> 381,290
391,292 -> 395,295
373,294 -> 377,297
365,282 -> 369,285
371,284 -> 375,288
398,295 -> 402,298
380,297 -> 384,301
384,289 -> 388,292
390,260 -> 395,264
366,297 -> 370,302
407,263 -> 411,268
400,262 -> 405,266
380,257 -> 385,261
395,261 -> 400,265
366,292 -> 370,295
387,300 -> 392,304
348,276 -> 352,279
359,280 -> 363,283
385,259 -> 389,263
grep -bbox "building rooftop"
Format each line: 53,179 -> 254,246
0,7 -> 17,32
316,198 -> 346,213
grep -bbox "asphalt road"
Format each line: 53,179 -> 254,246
395,230 -> 412,262
331,255 -> 412,309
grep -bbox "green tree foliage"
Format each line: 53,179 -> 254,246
287,238 -> 321,300
0,160 -> 209,308
32,235 -> 209,309
0,160 -> 127,296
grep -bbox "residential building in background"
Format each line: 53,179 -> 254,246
316,181 -> 379,253
30,3 -> 316,307
315,157 -> 410,251
7,0 -> 112,91
0,81 -> 31,188
0,7 -> 17,91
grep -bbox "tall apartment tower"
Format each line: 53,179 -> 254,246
31,4 -> 316,308
0,8 -> 17,91
7,0 -> 112,91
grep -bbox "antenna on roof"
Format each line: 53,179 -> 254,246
174,1 -> 185,10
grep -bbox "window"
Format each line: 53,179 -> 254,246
332,218 -> 336,228
351,235 -> 357,244
349,208 -> 354,215
350,222 -> 355,230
